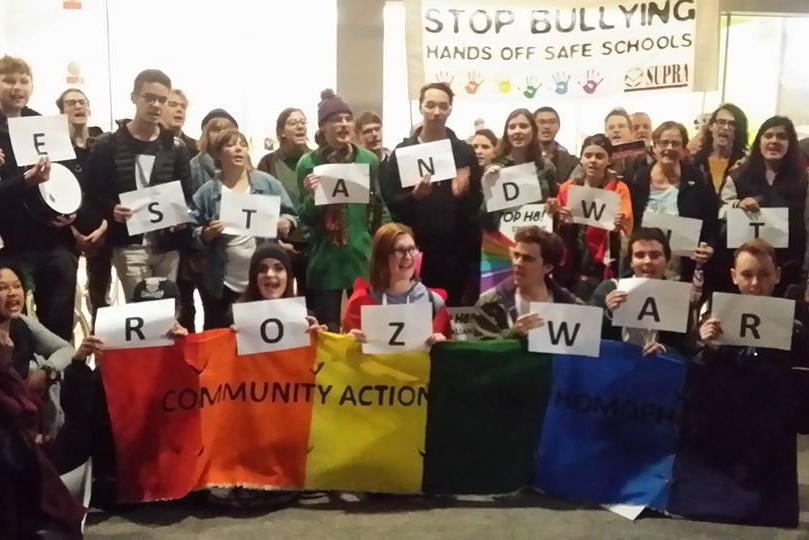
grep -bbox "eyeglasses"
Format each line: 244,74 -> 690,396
656,139 -> 683,149
391,246 -> 419,258
714,119 -> 736,128
63,99 -> 87,107
285,119 -> 307,127
140,93 -> 168,105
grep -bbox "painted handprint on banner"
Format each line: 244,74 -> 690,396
520,76 -> 542,99
552,72 -> 571,95
435,71 -> 455,87
496,78 -> 512,94
465,72 -> 484,95
578,70 -> 604,95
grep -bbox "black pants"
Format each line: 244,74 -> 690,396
420,247 -> 468,307
6,247 -> 78,342
308,288 -> 352,332
289,246 -> 309,298
199,286 -> 241,330
176,256 -> 198,333
86,244 -> 112,329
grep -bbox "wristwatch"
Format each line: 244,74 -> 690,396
40,365 -> 60,385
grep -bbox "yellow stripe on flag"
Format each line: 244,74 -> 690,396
304,332 -> 429,493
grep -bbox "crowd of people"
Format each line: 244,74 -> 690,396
2,51 -> 809,536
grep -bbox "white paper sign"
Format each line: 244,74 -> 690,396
118,181 -> 191,236
642,212 -> 703,256
448,307 -> 479,342
232,297 -> 310,355
361,303 -> 432,354
711,292 -> 794,351
484,163 -> 543,212
528,303 -> 603,357
566,184 -> 621,230
313,163 -> 370,205
498,204 -> 554,242
8,114 -> 76,166
94,298 -> 176,350
611,278 -> 692,333
726,207 -> 789,249
395,139 -> 456,187
219,190 -> 280,237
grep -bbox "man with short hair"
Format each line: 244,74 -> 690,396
590,227 -> 694,356
86,69 -> 194,302
161,88 -> 197,158
533,106 -> 577,183
699,239 -> 807,350
604,108 -> 633,144
631,111 -> 653,145
381,82 -> 483,306
473,226 -> 579,339
0,55 -> 80,341
355,111 -> 389,161
55,88 -> 109,324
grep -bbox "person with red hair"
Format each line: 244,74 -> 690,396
342,222 -> 450,342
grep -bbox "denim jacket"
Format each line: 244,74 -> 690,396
191,169 -> 298,298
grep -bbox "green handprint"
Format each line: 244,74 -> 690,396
521,76 -> 542,99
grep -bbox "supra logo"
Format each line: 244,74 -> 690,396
624,64 -> 690,92
624,67 -> 644,89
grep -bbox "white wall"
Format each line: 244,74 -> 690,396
0,0 -> 337,162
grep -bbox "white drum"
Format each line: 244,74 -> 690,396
26,162 -> 83,222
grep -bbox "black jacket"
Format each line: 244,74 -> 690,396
728,163 -> 809,274
85,122 -> 193,249
381,127 -> 482,254
0,107 -> 76,251
630,161 -> 719,282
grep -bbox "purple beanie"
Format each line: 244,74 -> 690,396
317,89 -> 352,126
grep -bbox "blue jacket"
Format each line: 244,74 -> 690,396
191,169 -> 298,298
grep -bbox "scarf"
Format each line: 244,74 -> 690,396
319,143 -> 356,246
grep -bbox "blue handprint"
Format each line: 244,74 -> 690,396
552,72 -> 571,95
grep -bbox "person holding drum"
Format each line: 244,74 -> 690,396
85,69 -> 195,302
0,55 -> 83,342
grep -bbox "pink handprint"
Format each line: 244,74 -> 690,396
578,70 -> 604,95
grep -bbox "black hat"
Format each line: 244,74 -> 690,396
200,108 -> 238,130
247,243 -> 294,298
132,277 -> 180,303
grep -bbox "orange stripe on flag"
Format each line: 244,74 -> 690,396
63,1 -> 82,9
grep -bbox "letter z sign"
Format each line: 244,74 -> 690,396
360,303 -> 433,354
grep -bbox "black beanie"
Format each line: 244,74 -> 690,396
200,108 -> 238,130
247,243 -> 294,298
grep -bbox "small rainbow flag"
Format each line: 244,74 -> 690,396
480,229 -> 514,295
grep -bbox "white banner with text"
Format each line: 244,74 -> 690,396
404,0 -> 720,99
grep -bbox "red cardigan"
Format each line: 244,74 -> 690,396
341,277 -> 452,338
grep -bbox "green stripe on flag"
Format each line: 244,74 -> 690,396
422,340 -> 553,494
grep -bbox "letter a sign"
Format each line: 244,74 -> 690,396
313,163 -> 371,205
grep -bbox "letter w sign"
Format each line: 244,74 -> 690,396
528,304 -> 603,357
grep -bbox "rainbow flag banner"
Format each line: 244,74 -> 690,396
99,332 -> 803,528
480,229 -> 515,295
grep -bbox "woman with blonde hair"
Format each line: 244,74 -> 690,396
342,222 -> 450,342
189,109 -> 238,194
